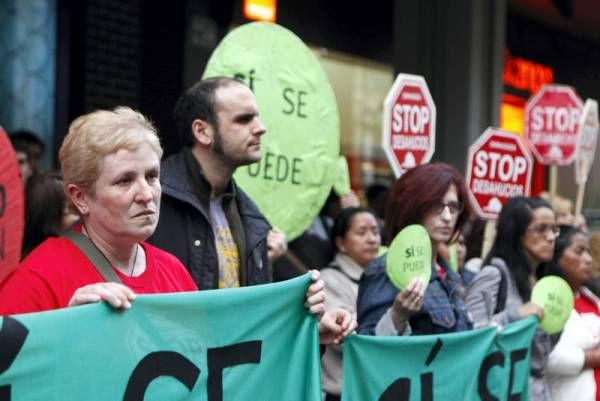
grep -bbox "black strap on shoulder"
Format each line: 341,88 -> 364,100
322,264 -> 360,285
63,230 -> 122,283
484,262 -> 507,314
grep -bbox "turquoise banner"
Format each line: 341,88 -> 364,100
0,274 -> 320,401
342,318 -> 537,401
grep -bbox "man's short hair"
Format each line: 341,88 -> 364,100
173,76 -> 245,147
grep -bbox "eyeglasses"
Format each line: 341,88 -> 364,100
431,201 -> 464,215
527,224 -> 560,237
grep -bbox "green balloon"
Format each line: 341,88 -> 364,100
386,225 -> 432,289
531,276 -> 574,334
333,155 -> 351,196
203,22 -> 340,240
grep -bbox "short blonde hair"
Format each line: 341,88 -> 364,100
59,106 -> 162,193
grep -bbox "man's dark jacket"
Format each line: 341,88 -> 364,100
148,149 -> 272,289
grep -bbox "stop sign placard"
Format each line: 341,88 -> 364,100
466,128 -> 533,220
574,98 -> 599,184
524,84 -> 583,165
382,73 -> 436,177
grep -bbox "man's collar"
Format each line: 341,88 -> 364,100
183,147 -> 236,206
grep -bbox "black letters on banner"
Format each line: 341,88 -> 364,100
207,340 -> 262,401
379,377 -> 410,401
507,349 -> 528,401
478,351 -> 505,401
0,317 -> 29,401
378,373 -> 433,401
122,351 -> 200,401
379,338 -> 441,401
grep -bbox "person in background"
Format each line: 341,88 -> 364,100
585,230 -> 600,298
22,171 -> 79,258
321,207 -> 381,401
10,129 -> 46,176
466,196 -> 556,401
539,192 -> 568,221
461,217 -> 486,274
273,190 -> 360,282
365,183 -> 389,242
437,233 -> 474,288
540,226 -> 600,401
357,163 -> 472,336
9,135 -> 33,185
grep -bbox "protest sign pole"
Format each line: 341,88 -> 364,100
481,220 -> 496,259
574,161 -> 586,216
549,164 -> 558,205
573,99 -> 599,216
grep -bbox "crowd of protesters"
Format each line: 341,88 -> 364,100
4,77 -> 600,401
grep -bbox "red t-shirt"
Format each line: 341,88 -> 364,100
575,292 -> 600,401
0,237 -> 198,315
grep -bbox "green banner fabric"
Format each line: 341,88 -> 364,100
203,22 -> 340,240
0,274 -> 320,401
342,317 -> 538,401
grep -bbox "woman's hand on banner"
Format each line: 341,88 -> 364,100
318,308 -> 356,345
305,270 -> 326,319
68,282 -> 136,309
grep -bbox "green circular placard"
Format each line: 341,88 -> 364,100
447,243 -> 458,272
531,276 -> 574,334
333,155 -> 351,196
203,22 -> 340,240
386,225 -> 432,289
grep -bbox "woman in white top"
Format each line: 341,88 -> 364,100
321,207 -> 381,401
541,225 -> 600,401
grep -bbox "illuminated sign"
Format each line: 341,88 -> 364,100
243,0 -> 277,22
503,50 -> 554,95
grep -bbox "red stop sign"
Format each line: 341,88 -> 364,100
524,84 -> 583,165
466,128 -> 533,220
382,74 -> 436,177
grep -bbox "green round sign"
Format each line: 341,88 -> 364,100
386,225 -> 432,289
333,155 -> 351,196
203,22 -> 340,240
531,276 -> 574,334
447,243 -> 458,272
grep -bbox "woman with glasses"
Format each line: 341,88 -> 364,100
466,196 -> 558,401
357,162 -> 473,336
540,226 -> 599,401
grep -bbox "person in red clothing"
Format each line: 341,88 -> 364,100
0,107 -> 198,314
0,106 -> 353,345
542,225 -> 600,401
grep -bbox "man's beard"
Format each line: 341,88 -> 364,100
212,127 -> 224,156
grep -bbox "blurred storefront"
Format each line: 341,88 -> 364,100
3,0 -> 600,213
